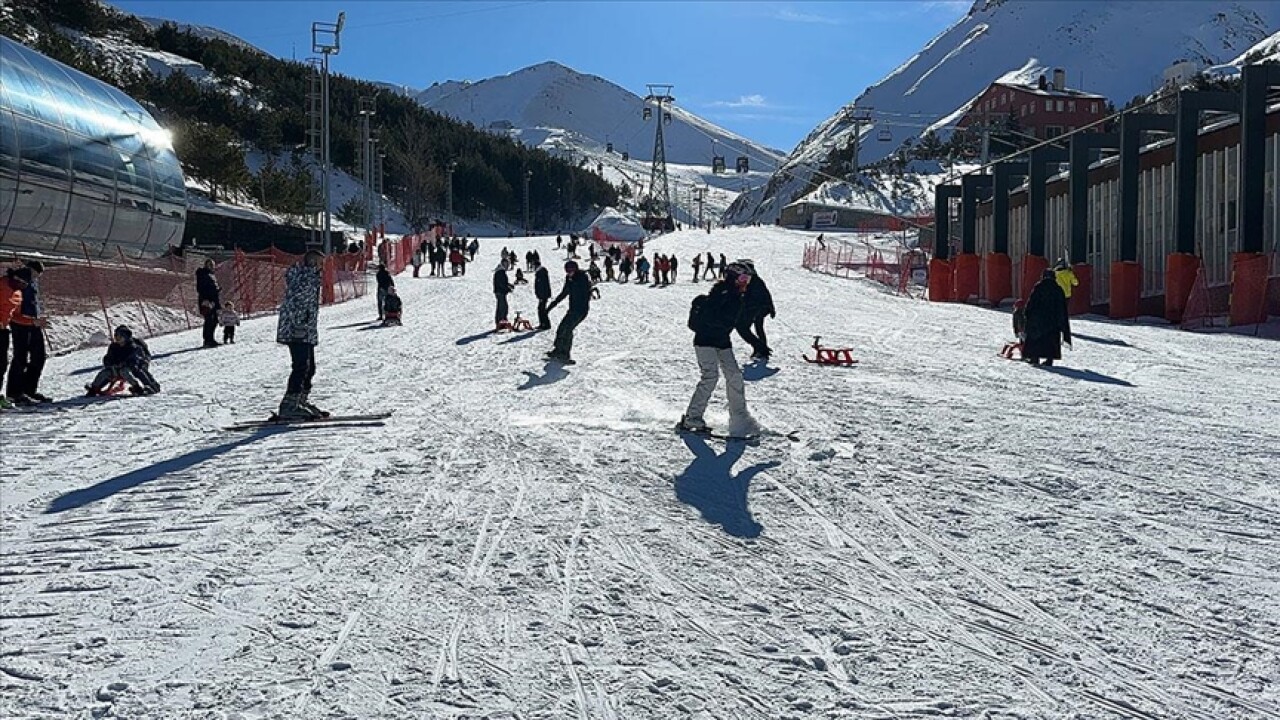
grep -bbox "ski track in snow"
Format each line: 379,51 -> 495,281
2,226 -> 1278,719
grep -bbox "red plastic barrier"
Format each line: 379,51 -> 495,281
928,258 -> 952,301
1229,252 -> 1269,326
951,253 -> 980,302
1070,263 -> 1092,316
1020,255 -> 1050,301
1109,261 -> 1142,319
1163,253 -> 1200,324
982,253 -> 1012,305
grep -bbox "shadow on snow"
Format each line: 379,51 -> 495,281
673,434 -> 777,539
518,361 -> 569,390
1041,366 -> 1136,387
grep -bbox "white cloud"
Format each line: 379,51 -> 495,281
709,94 -> 770,109
773,7 -> 842,25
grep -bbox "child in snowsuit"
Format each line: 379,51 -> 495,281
86,326 -> 160,396
515,268 -> 528,285
219,302 -> 240,344
588,260 -> 603,284
382,286 -> 403,326
1001,300 -> 1027,359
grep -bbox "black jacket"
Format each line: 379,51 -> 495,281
384,293 -> 403,313
742,276 -> 775,319
551,272 -> 592,316
195,267 -> 221,306
493,267 -> 512,296
376,268 -> 395,290
693,282 -> 742,349
1024,277 -> 1071,360
534,267 -> 552,299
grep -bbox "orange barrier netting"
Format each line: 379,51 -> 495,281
801,241 -> 927,297
1182,252 -> 1279,331
4,242 -> 368,352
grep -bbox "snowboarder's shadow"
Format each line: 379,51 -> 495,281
674,434 -> 777,538
518,361 -> 569,390
742,359 -> 779,382
456,329 -> 498,345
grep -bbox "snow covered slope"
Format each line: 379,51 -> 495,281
417,61 -> 785,168
3,227 -> 1278,718
733,0 -> 1280,223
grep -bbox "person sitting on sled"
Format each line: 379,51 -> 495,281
1001,299 -> 1027,359
382,286 -> 403,326
86,325 -> 160,396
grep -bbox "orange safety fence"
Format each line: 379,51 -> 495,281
3,242 -> 368,353
1182,252 -> 1279,332
801,240 -> 927,297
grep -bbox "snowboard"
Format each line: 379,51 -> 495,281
675,423 -> 799,443
224,411 -> 392,431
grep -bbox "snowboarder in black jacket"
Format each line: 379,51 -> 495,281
493,260 -> 514,328
735,260 -> 775,359
534,265 -> 553,329
545,260 -> 592,364
1023,269 -> 1071,366
680,262 -> 761,437
196,259 -> 222,347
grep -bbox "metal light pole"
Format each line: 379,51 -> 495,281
446,160 -> 457,219
311,12 -> 344,253
358,95 -> 376,233
376,151 -> 386,228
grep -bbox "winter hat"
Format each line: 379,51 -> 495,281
564,260 -> 579,272
1042,269 -> 1055,281
114,325 -> 132,339
734,258 -> 757,275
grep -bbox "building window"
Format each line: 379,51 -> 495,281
1046,126 -> 1064,139
1056,100 -> 1064,112
1068,100 -> 1075,112
1091,102 -> 1098,114
1045,99 -> 1053,112
1021,105 -> 1027,117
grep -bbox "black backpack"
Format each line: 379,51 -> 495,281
688,294 -> 710,333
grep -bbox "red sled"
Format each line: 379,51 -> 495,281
511,312 -> 533,332
803,335 -> 858,366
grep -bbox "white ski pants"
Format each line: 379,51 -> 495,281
685,346 -> 748,423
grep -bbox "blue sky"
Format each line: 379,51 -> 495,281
111,1 -> 971,151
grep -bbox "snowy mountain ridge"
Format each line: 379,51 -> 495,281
730,0 -> 1280,224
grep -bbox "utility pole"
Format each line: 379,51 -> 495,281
642,84 -> 675,232
358,95 -> 376,233
376,151 -> 385,228
446,160 -> 457,219
694,186 -> 705,230
311,12 -> 344,253
522,170 -> 532,235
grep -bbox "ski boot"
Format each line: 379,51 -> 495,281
299,393 -> 330,418
276,393 -> 319,421
677,415 -> 709,433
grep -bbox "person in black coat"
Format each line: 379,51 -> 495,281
545,260 -> 592,363
195,258 -> 222,348
534,264 -> 553,329
734,261 -> 775,359
1023,269 -> 1071,366
493,260 -> 514,328
375,264 -> 395,320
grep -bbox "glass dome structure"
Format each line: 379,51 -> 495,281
0,36 -> 186,259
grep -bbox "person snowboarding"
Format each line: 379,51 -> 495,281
1023,269 -> 1071,367
196,258 -> 222,348
545,260 -> 592,364
493,259 -> 514,329
375,264 -> 394,320
85,325 -> 159,396
678,263 -> 761,438
534,263 -> 553,330
734,260 -> 775,360
276,250 -> 327,420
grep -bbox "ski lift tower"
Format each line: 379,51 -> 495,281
311,11 -> 344,253
642,84 -> 676,233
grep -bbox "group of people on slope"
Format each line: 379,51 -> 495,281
195,258 -> 241,348
1006,260 -> 1075,366
412,236 -> 479,278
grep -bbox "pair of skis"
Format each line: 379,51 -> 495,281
223,412 -> 392,432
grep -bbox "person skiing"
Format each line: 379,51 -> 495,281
219,301 -> 241,344
691,254 -> 702,282
5,262 -> 49,405
733,259 -> 775,360
493,259 -> 514,329
85,325 -> 159,396
375,263 -> 395,320
534,262 -> 553,330
276,250 -> 327,420
1023,269 -> 1071,367
679,262 -> 761,438
545,260 -> 592,365
196,258 -> 222,348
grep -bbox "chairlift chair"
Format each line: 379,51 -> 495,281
643,107 -> 652,121
878,129 -> 892,142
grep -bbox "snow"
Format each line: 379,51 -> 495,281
3,225 -> 1278,718
734,0 -> 1280,223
